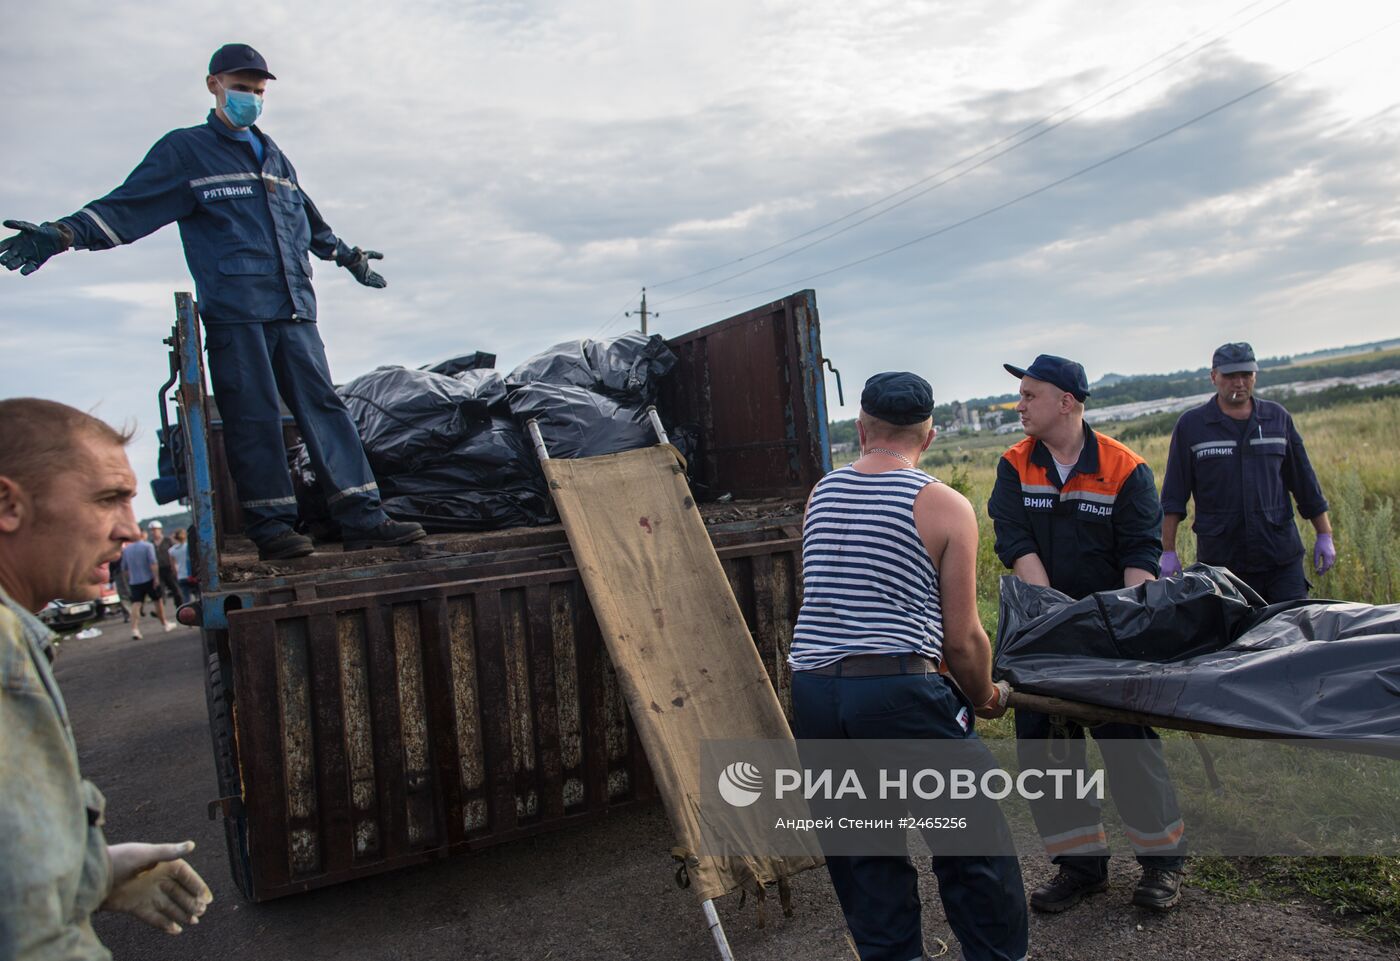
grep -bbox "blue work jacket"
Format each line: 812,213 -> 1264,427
1160,397 -> 1328,572
59,111 -> 350,324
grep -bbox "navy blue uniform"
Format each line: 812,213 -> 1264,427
1161,397 -> 1327,602
989,426 -> 1185,883
58,111 -> 385,542
987,424 -> 1162,599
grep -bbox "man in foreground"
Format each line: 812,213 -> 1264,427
988,355 -> 1186,913
1159,342 -> 1334,601
0,398 -> 213,958
0,43 -> 424,560
790,372 -> 1028,961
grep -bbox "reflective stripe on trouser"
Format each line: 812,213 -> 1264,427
793,671 -> 1029,961
1014,711 -> 1186,879
204,320 -> 385,544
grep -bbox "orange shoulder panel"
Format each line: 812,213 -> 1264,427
1095,432 -> 1147,477
1062,432 -> 1146,497
1002,437 -> 1036,473
1002,437 -> 1053,487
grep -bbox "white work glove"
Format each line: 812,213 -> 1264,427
102,841 -> 213,934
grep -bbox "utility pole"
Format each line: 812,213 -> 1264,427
626,287 -> 657,335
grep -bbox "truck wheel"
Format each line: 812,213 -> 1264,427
205,648 -> 254,899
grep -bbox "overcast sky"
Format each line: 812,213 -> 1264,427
3,0 -> 1398,518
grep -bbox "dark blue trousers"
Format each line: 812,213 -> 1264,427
1014,711 -> 1186,881
793,669 -> 1029,961
204,321 -> 385,544
1237,561 -> 1310,603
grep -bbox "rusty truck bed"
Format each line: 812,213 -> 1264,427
218,498 -> 805,585
176,291 -> 833,901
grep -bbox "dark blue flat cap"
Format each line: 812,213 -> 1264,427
1212,342 -> 1257,374
209,43 -> 276,80
1004,354 -> 1091,400
861,372 -> 935,425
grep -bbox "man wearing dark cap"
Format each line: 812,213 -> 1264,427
0,43 -> 424,561
1159,343 -> 1333,602
988,355 -> 1187,914
790,372 -> 1029,961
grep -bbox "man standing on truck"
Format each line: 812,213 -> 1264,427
0,398 -> 214,957
789,372 -> 1029,961
0,43 -> 425,561
988,354 -> 1186,913
1159,342 -> 1334,601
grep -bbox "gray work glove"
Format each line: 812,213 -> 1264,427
335,244 -> 386,288
0,219 -> 73,275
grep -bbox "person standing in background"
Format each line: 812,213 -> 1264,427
120,532 -> 172,638
1159,342 -> 1334,602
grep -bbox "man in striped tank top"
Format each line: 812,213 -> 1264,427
791,373 -> 1029,961
989,355 -> 1186,914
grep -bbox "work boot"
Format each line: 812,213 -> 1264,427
1131,867 -> 1183,911
343,519 -> 427,551
1030,867 -> 1110,913
257,529 -> 316,561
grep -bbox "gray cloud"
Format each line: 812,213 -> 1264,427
2,5 -> 1397,519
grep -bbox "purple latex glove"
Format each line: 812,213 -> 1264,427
1313,533 -> 1336,575
1160,550 -> 1183,577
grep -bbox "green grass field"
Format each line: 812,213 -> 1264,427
834,393 -> 1400,939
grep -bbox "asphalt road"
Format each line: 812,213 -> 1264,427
50,620 -> 1396,961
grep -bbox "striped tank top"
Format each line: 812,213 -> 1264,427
789,465 -> 944,671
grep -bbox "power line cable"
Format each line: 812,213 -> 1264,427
590,288 -> 644,339
657,15 -> 1400,318
646,0 -> 1288,294
652,0 -> 1295,307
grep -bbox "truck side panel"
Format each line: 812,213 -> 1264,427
227,540 -> 800,899
660,289 -> 832,500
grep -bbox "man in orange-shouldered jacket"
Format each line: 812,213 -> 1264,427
988,355 -> 1187,915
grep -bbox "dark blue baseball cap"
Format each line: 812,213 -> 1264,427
860,372 -> 935,425
1212,342 -> 1258,374
209,43 -> 276,80
1004,354 -> 1091,401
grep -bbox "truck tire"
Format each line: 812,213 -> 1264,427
205,646 -> 255,899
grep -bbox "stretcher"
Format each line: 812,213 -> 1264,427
528,411 -> 822,960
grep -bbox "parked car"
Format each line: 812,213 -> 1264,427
39,599 -> 98,635
97,583 -> 124,618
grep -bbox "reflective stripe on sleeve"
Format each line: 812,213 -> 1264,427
79,208 -> 121,246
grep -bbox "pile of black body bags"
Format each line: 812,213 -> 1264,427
292,332 -> 678,536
